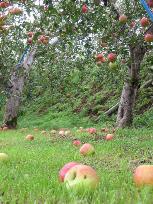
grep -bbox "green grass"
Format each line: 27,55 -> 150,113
0,128 -> 153,204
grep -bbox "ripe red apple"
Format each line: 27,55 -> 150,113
73,140 -> 81,147
27,31 -> 34,38
59,162 -> 79,182
133,165 -> 153,186
26,134 -> 34,141
130,21 -> 135,28
80,143 -> 95,156
88,128 -> 96,134
64,164 -> 99,192
119,15 -> 127,24
82,4 -> 88,13
0,153 -> 9,161
148,0 -> 153,8
108,53 -> 117,62
144,33 -> 153,42
0,2 -> 10,8
27,38 -> 32,45
105,134 -> 113,141
9,8 -> 23,15
140,17 -> 149,27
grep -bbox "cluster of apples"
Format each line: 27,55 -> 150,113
96,52 -> 118,69
27,32 -> 49,45
59,162 -> 99,192
119,14 -> 153,42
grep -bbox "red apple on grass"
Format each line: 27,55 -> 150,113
88,128 -> 96,134
0,153 -> 9,161
64,164 -> 99,192
133,165 -> 153,186
80,143 -> 95,156
26,134 -> 34,141
59,162 -> 79,182
105,134 -> 113,141
73,139 -> 81,147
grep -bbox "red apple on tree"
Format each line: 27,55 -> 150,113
144,33 -> 153,42
140,17 -> 149,27
27,32 -> 34,38
82,4 -> 88,13
108,53 -> 117,62
119,15 -> 127,24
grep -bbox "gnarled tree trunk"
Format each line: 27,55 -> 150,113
3,47 -> 36,129
116,44 -> 146,128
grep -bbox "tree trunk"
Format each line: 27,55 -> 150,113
116,44 -> 146,128
3,47 -> 36,129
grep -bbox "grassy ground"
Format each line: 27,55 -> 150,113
0,128 -> 153,204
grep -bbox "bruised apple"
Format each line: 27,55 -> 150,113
64,164 -> 99,192
59,162 -> 79,182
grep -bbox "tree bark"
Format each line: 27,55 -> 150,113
3,47 -> 36,129
116,44 -> 146,128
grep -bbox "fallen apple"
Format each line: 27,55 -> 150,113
59,162 -> 79,182
26,134 -> 34,141
133,165 -> 153,186
50,130 -> 57,134
105,134 -> 113,141
0,153 -> 9,161
87,128 -> 96,134
59,130 -> 65,136
73,140 -> 81,147
80,143 -> 95,156
64,164 -> 99,192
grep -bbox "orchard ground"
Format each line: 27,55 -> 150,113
0,128 -> 153,203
